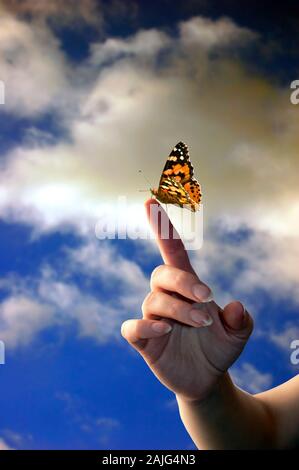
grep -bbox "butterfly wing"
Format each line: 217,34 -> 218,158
183,177 -> 202,205
157,176 -> 193,207
159,141 -> 194,185
158,141 -> 202,209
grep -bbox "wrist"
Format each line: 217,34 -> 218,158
176,372 -> 236,408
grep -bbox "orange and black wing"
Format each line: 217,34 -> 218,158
159,141 -> 193,185
159,141 -> 202,206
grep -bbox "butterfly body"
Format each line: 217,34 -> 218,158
151,141 -> 202,212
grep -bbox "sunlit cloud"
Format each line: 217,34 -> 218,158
0,12 -> 298,345
0,13 -> 297,233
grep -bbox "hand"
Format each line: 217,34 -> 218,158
121,199 -> 254,402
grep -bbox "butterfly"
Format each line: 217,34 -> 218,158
151,141 -> 202,212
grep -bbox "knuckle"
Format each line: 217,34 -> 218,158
172,270 -> 185,289
142,291 -> 157,313
168,299 -> 179,317
150,264 -> 165,288
134,321 -> 142,338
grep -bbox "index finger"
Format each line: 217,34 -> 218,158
145,198 -> 196,274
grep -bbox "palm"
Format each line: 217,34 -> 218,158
141,301 -> 247,401
122,199 -> 252,401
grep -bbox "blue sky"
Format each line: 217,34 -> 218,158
0,0 -> 298,450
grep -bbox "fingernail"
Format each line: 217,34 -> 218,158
192,284 -> 213,302
152,322 -> 172,334
190,309 -> 213,327
239,303 -> 247,326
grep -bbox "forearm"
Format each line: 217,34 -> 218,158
176,373 -> 276,449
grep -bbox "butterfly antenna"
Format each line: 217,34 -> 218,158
138,169 -> 153,190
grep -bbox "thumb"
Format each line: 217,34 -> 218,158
221,301 -> 254,339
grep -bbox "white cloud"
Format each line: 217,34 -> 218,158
67,241 -> 148,300
0,13 -> 69,116
89,29 -> 170,66
269,325 -> 299,351
0,438 -> 13,450
179,16 -> 257,49
0,295 -> 54,348
0,13 -> 296,239
191,228 -> 299,313
0,13 -> 298,345
231,363 -> 273,394
0,240 -> 148,348
56,391 -> 121,444
0,429 -> 29,448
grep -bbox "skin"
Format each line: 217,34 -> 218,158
121,198 -> 299,449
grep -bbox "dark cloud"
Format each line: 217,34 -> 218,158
0,0 -> 103,30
